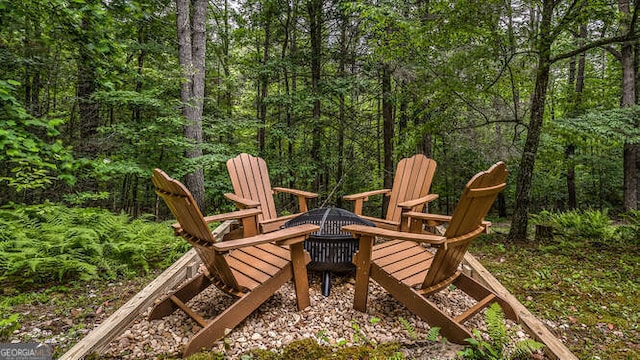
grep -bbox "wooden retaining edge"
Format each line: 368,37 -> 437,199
462,253 -> 578,360
59,220 -> 235,360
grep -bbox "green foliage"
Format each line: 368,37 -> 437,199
617,210 -> 640,245
555,106 -> 640,145
0,203 -> 189,288
457,303 -> 544,360
0,313 -> 20,341
0,80 -> 76,196
398,316 -> 417,340
530,209 -> 615,241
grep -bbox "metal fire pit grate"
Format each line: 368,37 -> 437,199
284,207 -> 375,296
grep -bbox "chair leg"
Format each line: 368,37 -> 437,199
454,273 -> 518,321
370,264 -> 473,344
289,242 -> 310,310
352,235 -> 374,312
149,273 -> 212,320
183,265 -> 293,357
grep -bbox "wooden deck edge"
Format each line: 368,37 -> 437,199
59,221 -> 234,360
462,253 -> 578,360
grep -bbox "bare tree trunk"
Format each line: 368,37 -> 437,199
308,0 -> 323,193
620,0 -> 638,210
177,0 -> 207,211
566,24 -> 587,210
509,0 -> 554,241
381,63 -> 394,218
257,7 -> 271,154
77,8 -> 100,156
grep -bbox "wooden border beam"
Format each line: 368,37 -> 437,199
462,253 -> 578,360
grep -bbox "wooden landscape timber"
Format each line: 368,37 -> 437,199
60,220 -> 577,360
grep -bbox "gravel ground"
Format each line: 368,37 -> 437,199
100,271 -> 534,359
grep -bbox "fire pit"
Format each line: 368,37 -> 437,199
284,207 -> 375,296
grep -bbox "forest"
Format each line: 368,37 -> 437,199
3,1 -> 640,359
2,0 -> 640,241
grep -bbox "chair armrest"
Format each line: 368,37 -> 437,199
403,211 -> 451,222
343,189 -> 391,201
224,193 -> 261,208
272,187 -> 318,199
273,187 -> 318,213
171,208 -> 262,233
213,224 -> 319,252
203,208 -> 262,223
343,189 -> 391,215
397,193 -> 439,210
342,224 -> 446,245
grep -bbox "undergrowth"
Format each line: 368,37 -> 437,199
474,209 -> 640,360
0,203 -> 190,289
457,303 -> 544,360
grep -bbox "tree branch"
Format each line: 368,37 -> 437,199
602,44 -> 622,61
551,34 -> 633,63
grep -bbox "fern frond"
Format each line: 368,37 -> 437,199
398,317 -> 417,340
511,339 -> 545,359
485,302 -> 508,349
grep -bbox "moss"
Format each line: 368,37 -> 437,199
321,343 -> 403,360
184,352 -> 226,360
282,338 -> 331,359
241,348 -> 281,360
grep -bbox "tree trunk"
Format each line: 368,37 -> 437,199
257,7 -> 271,154
381,63 -> 394,218
308,0 -> 323,193
77,7 -> 100,156
566,24 -> 587,210
177,0 -> 207,211
620,0 -> 638,210
509,0 -> 554,241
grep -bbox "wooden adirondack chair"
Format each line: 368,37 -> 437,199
343,162 -> 517,344
226,153 -> 319,233
343,154 -> 438,230
150,169 -> 318,357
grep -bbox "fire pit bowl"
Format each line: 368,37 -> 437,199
284,207 -> 375,296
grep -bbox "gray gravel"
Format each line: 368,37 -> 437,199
101,270 -> 537,359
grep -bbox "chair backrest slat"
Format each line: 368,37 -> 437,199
152,168 -> 240,290
227,153 -> 278,222
386,154 -> 437,223
421,162 -> 507,290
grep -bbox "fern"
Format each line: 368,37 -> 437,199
485,303 -> 508,352
398,317 -> 417,340
0,204 -> 188,288
458,303 -> 545,360
426,327 -> 441,341
511,339 -> 545,360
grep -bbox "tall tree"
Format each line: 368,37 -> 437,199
307,0 -> 323,193
176,0 -> 207,210
509,0 -> 638,240
618,0 -> 639,210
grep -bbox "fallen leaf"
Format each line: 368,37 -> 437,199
608,323 -> 614,330
96,305 -> 103,314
